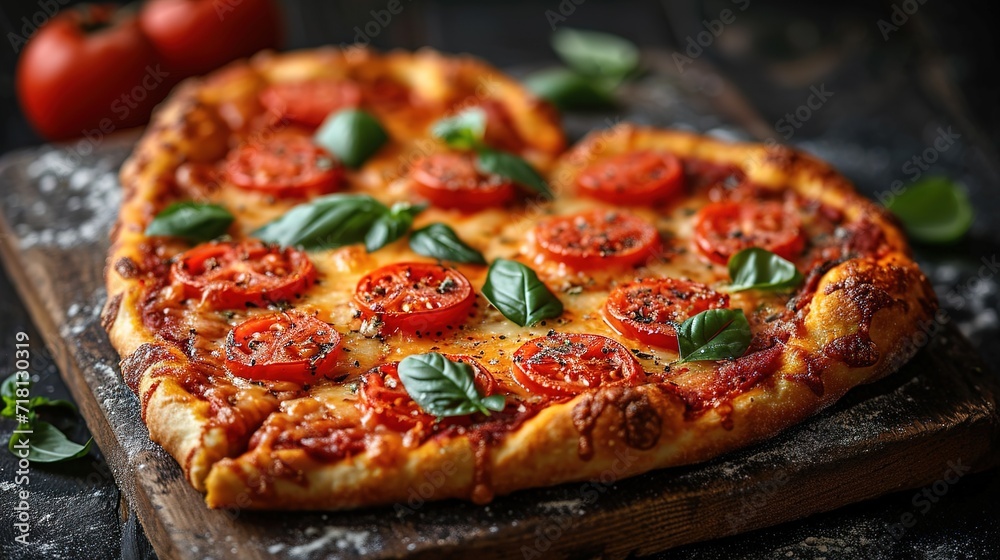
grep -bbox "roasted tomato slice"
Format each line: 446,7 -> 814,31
577,150 -> 685,206
259,80 -> 362,128
171,240 -> 316,309
223,133 -> 344,198
225,311 -> 342,383
410,152 -> 515,212
354,262 -> 476,334
605,278 -> 730,350
512,333 -> 646,398
359,355 -> 497,431
533,210 -> 661,270
693,201 -> 806,264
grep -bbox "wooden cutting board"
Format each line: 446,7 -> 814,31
1,132 -> 998,560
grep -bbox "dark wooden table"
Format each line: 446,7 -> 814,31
1,1 -> 998,559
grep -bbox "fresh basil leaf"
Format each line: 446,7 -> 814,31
432,108 -> 486,150
365,202 -> 426,252
885,176 -> 973,244
475,148 -> 553,200
409,223 -> 487,265
727,248 -> 803,292
1,372 -> 20,401
482,259 -> 563,327
314,109 -> 388,168
29,396 -> 77,414
8,420 -> 91,463
523,67 -> 615,110
253,194 -> 387,250
551,28 -> 640,83
1,373 -> 25,418
677,308 -> 752,363
397,353 -> 506,417
145,202 -> 233,242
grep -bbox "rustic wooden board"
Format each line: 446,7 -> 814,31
1,122 -> 998,559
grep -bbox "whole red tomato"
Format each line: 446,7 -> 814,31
139,0 -> 284,77
16,5 -> 170,141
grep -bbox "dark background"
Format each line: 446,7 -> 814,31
1,1 -> 999,558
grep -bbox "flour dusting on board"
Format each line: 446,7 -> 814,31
268,527 -> 376,558
7,144 -> 124,250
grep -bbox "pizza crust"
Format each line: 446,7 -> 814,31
103,48 -> 937,509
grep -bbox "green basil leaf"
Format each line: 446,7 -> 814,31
253,194 -> 387,250
482,259 -> 563,327
431,108 -> 487,150
885,176 -> 973,244
1,373 -> 25,418
8,420 -> 91,463
365,202 -> 426,252
551,28 -> 640,83
29,396 -> 77,414
314,109 -> 388,168
475,148 -> 553,199
523,67 -> 615,110
677,308 -> 752,363
145,202 -> 233,242
397,353 -> 506,417
1,372 -> 20,401
409,223 -> 487,265
727,248 -> 804,292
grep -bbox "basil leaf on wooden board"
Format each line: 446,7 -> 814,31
475,148 -> 553,199
551,28 -> 640,83
408,223 -> 487,265
727,248 -> 804,292
29,396 -> 77,414
8,420 -> 91,463
676,308 -> 752,363
253,194 -> 386,250
431,108 -> 487,150
1,372 -> 19,400
884,176 -> 973,244
314,109 -> 388,168
364,202 -> 426,252
523,67 -> 615,110
145,202 -> 233,242
397,353 -> 506,417
1,374 -> 19,418
482,259 -> 563,327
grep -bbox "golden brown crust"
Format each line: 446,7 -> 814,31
104,48 -> 936,510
